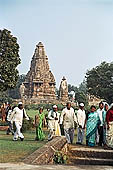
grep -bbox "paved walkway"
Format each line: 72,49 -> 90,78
0,163 -> 113,170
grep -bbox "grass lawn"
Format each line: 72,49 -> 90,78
26,109 -> 48,119
0,129 -> 48,163
0,108 -> 86,163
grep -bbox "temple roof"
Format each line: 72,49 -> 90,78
37,42 -> 44,47
62,76 -> 66,80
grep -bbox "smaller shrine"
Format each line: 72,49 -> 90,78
59,76 -> 69,102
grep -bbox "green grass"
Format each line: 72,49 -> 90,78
0,129 -> 48,163
0,108 -> 86,163
26,109 -> 48,119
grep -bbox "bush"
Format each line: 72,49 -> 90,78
22,117 -> 34,132
0,120 -> 9,126
53,151 -> 68,164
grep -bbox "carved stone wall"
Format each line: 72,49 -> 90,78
23,42 -> 56,101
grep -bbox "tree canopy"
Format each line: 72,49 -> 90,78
68,82 -> 88,106
0,29 -> 21,91
8,74 -> 26,99
86,61 -> 113,104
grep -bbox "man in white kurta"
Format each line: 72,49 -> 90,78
48,105 -> 61,140
60,102 -> 77,144
76,103 -> 86,145
9,102 -> 29,141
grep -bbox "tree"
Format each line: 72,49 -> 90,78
68,84 -> 78,93
78,80 -> 87,94
75,91 -> 88,106
86,61 -> 113,104
8,74 -> 26,99
0,29 -> 21,91
68,83 -> 88,106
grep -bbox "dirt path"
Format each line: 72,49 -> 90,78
0,163 -> 113,170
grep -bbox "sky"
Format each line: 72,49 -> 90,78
0,0 -> 113,87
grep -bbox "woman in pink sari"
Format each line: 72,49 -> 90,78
106,104 -> 113,148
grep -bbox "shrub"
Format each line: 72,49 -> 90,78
53,151 -> 68,164
0,120 -> 9,126
22,117 -> 34,132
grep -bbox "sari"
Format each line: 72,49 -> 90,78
86,112 -> 100,147
54,120 -> 61,136
106,122 -> 113,148
36,112 -> 45,141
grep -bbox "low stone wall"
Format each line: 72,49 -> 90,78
0,126 -> 9,131
23,136 -> 67,165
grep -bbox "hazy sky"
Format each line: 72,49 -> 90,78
0,0 -> 113,87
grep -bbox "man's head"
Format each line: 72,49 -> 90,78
39,107 -> 43,114
90,105 -> 96,113
99,102 -> 104,110
104,103 -> 109,111
53,105 -> 57,112
66,102 -> 71,110
79,103 -> 84,110
18,102 -> 23,110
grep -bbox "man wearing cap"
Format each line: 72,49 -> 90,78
76,103 -> 86,145
9,102 -> 29,141
48,105 -> 61,140
60,102 -> 77,144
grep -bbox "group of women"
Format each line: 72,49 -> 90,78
86,103 -> 113,149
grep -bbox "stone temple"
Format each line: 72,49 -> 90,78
23,42 -> 56,103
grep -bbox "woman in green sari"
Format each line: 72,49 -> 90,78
86,105 -> 100,147
36,107 -> 45,141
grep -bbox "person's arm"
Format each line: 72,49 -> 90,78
23,109 -> 29,120
9,109 -> 16,121
77,110 -> 81,127
73,110 -> 77,123
106,110 -> 110,129
60,109 -> 65,124
48,111 -> 54,120
83,112 -> 86,129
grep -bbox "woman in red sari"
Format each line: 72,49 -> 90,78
106,104 -> 113,148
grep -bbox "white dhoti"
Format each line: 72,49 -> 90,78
13,121 -> 24,140
48,120 -> 61,140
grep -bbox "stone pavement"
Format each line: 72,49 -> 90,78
0,163 -> 113,170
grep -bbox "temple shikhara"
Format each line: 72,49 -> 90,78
20,42 -> 69,104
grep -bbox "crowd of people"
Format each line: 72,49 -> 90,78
0,101 -> 113,149
46,101 -> 113,149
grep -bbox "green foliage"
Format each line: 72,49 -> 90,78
75,91 -> 88,106
68,82 -> 88,106
0,91 -> 12,105
25,103 -> 64,111
68,84 -> 78,93
0,29 -> 21,91
22,117 -> 34,132
53,151 -> 68,164
0,120 -> 9,126
86,61 -> 113,104
8,74 -> 26,99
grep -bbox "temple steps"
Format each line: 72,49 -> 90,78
68,145 -> 113,165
